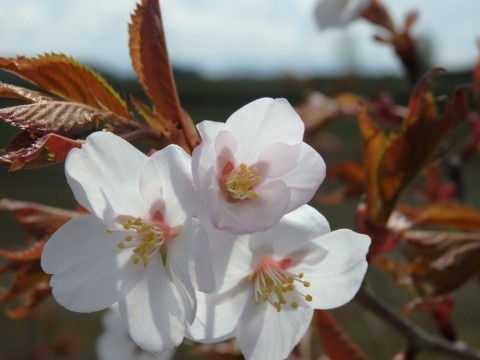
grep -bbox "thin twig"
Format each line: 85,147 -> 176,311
355,285 -> 480,360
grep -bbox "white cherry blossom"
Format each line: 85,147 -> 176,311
41,132 -> 214,354
192,98 -> 326,234
314,0 -> 370,30
97,305 -> 173,360
187,205 -> 370,360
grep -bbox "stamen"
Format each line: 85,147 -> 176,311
246,257 -> 313,312
221,162 -> 261,202
109,214 -> 177,267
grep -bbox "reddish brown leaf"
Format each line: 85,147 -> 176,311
0,240 -> 45,261
295,92 -> 359,134
357,103 -> 386,221
413,164 -> 456,202
0,261 -> 49,302
0,101 -> 138,136
403,295 -> 456,341
0,82 -> 54,103
130,95 -> 169,135
129,0 -> 198,151
7,285 -> 51,319
0,199 -> 77,238
314,310 -> 368,360
0,54 -> 132,118
316,161 -> 366,204
403,203 -> 480,231
404,230 -> 480,296
377,72 -> 470,222
1,132 -> 83,170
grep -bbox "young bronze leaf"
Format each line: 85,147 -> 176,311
130,95 -> 169,135
378,76 -> 470,221
314,310 -> 369,360
405,203 -> 480,231
0,54 -> 131,118
358,103 -> 386,221
7,286 -> 51,319
0,199 -> 78,238
1,132 -> 82,170
0,101 -> 140,136
129,0 -> 199,150
404,231 -> 480,296
0,82 -> 54,103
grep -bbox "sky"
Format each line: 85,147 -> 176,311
0,0 -> 479,78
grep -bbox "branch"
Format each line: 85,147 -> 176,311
355,285 -> 480,360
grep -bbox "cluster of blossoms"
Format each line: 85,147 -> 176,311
41,98 -> 370,360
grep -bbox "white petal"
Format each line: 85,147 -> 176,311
41,215 -> 144,312
193,120 -> 228,192
280,143 -> 326,213
341,0 -> 369,25
226,98 -> 304,162
141,145 -> 201,226
186,287 -> 250,343
65,132 -> 149,223
314,0 -> 345,29
297,229 -> 370,309
236,300 -> 313,360
97,306 -> 137,360
256,142 -> 301,178
220,180 -> 291,234
167,218 -> 215,325
120,257 -> 185,354
268,205 -> 331,258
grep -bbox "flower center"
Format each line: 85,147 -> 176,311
246,257 -> 312,312
220,162 -> 261,202
109,212 -> 177,267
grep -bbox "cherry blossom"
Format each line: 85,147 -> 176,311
192,98 -> 326,234
97,305 -> 173,360
41,132 -> 214,354
187,205 -> 370,360
314,0 -> 370,30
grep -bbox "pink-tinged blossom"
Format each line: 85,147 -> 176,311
192,98 -> 326,234
41,132 -> 215,354
97,305 -> 173,360
314,0 -> 370,30
187,205 -> 370,360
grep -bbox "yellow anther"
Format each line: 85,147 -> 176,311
247,257 -> 313,312
109,215 -> 176,267
106,228 -> 113,234
224,163 -> 261,201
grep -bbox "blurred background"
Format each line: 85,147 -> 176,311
1,1 -> 480,359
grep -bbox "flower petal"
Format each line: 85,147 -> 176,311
220,180 -> 291,234
41,215 -> 144,312
256,142 -> 302,178
119,257 -> 185,354
226,98 -> 304,162
280,143 -> 326,213
298,229 -> 370,309
236,300 -> 313,360
193,120 -> 230,192
140,145 -> 201,226
66,132 -> 149,223
167,218 -> 215,324
314,0 -> 344,29
186,287 -> 250,343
